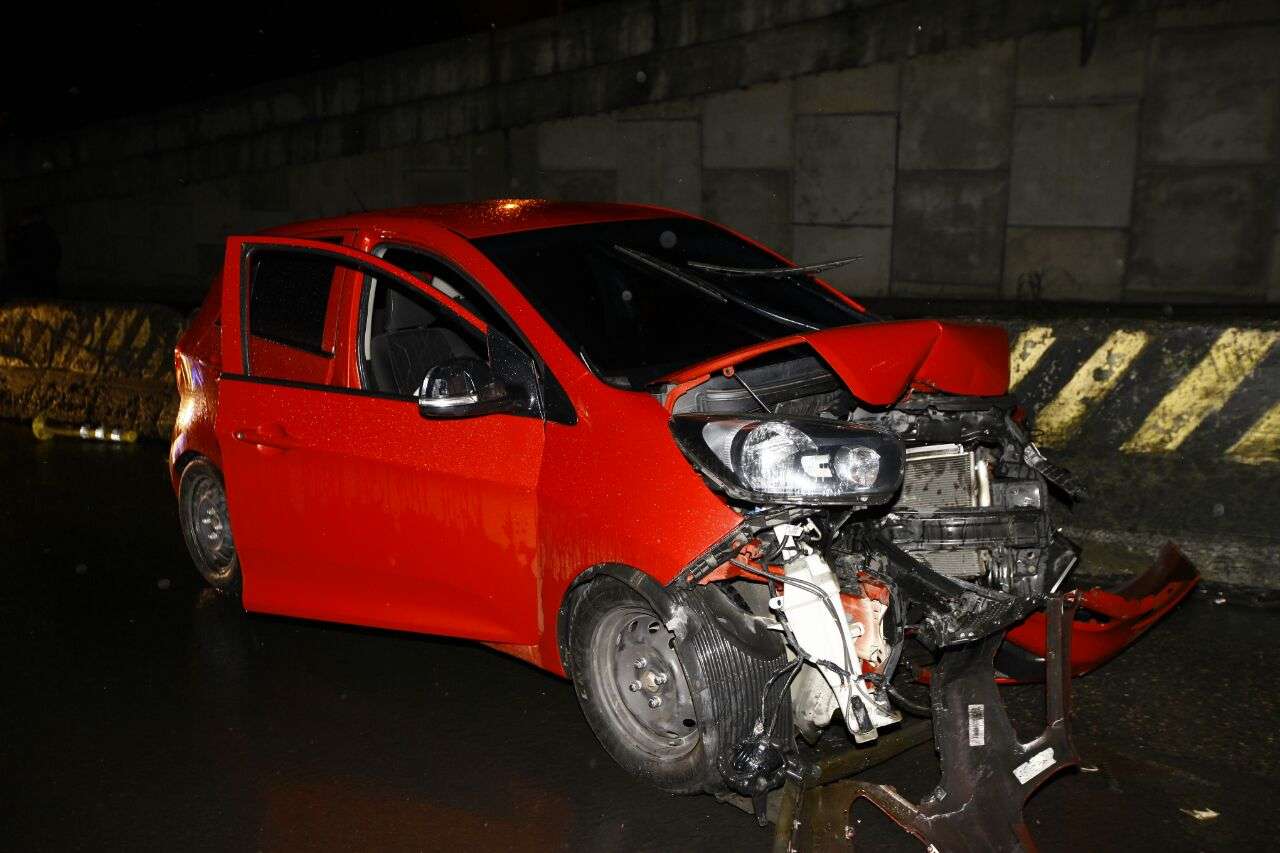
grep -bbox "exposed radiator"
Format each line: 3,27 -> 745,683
900,444 -> 977,511
914,549 -> 986,578
900,445 -> 985,578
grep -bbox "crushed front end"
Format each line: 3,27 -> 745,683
657,336 -> 1191,849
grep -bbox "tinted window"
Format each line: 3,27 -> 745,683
377,246 -> 527,350
472,218 -> 867,389
248,252 -> 335,353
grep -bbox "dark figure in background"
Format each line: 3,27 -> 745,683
3,208 -> 61,300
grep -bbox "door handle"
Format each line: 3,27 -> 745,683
232,424 -> 297,450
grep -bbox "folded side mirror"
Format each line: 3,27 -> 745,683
417,357 -> 514,419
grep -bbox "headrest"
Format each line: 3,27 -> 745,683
384,287 -> 437,331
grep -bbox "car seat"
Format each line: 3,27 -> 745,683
369,287 -> 477,396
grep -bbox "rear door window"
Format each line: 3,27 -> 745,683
244,249 -> 345,385
249,252 -> 334,353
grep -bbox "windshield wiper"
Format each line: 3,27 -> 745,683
612,244 -> 727,303
611,245 -> 819,332
686,255 -> 862,278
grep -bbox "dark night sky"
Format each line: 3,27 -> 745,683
0,1 -> 608,138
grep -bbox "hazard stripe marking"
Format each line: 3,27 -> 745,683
1033,330 -> 1149,448
1226,401 -> 1280,465
1008,326 -> 1055,390
1122,328 -> 1280,454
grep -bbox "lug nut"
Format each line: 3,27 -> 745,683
654,673 -> 668,686
628,680 -> 641,692
634,657 -> 648,669
648,696 -> 663,708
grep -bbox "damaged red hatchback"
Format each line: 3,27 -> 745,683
170,201 -> 1196,847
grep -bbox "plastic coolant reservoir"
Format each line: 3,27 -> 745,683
780,553 -> 899,742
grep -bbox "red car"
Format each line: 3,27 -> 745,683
170,201 -> 1195,831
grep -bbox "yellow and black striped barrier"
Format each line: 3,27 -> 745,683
0,301 -> 185,439
1004,320 -> 1280,465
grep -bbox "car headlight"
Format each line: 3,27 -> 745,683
670,415 -> 905,506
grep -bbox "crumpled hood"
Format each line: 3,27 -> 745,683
659,320 -> 1009,407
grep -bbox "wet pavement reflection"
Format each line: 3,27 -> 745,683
1,424 -> 1277,851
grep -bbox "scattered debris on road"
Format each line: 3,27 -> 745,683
1180,807 -> 1220,821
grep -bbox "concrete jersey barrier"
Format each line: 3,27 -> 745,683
994,317 -> 1279,587
0,300 -> 185,439
1000,318 -> 1280,465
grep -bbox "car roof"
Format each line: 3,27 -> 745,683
263,199 -> 692,241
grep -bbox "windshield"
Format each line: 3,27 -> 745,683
472,218 -> 868,388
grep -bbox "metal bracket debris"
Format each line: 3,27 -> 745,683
1023,443 -> 1088,501
774,596 -> 1078,852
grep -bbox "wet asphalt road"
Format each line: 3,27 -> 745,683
1,423 -> 1278,852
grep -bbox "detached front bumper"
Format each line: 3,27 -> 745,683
998,542 -> 1199,681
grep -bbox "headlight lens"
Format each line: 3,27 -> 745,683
832,445 -> 881,488
739,421 -> 817,493
671,415 -> 904,505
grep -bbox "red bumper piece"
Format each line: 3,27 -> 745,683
1001,542 -> 1199,679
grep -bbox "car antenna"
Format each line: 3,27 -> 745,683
346,178 -> 368,213
724,366 -> 771,414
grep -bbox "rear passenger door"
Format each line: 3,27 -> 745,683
215,236 -> 546,643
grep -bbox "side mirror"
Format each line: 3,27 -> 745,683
417,357 -> 514,419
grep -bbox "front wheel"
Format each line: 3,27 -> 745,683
567,577 -> 788,794
178,458 -> 242,597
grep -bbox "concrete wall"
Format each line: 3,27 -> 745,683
2,0 -> 1279,305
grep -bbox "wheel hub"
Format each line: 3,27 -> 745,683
608,610 -> 699,749
191,476 -> 235,570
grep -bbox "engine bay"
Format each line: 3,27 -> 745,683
661,348 -> 1087,798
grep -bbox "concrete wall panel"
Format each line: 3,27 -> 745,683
893,171 -> 1008,288
702,82 -> 793,169
1015,19 -> 1148,105
899,41 -> 1015,171
1003,227 -> 1129,300
703,168 -> 792,254
1129,167 -> 1277,297
795,63 -> 899,115
1009,104 -> 1139,227
538,116 -> 618,170
1143,27 -> 1280,164
794,115 -> 895,225
617,120 -> 702,212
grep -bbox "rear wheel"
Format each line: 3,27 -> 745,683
178,458 -> 241,597
568,577 -> 788,794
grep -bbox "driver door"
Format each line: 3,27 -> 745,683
215,236 -> 545,643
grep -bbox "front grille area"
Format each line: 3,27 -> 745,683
899,444 -> 976,511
